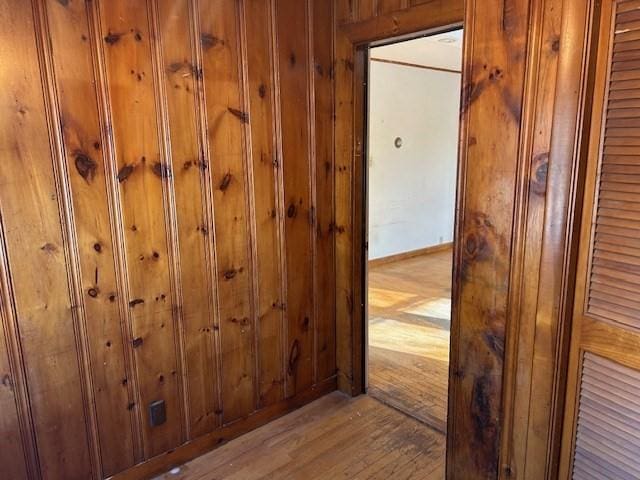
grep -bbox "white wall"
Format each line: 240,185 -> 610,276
367,59 -> 461,260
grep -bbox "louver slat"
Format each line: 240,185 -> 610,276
573,353 -> 640,479
588,1 -> 640,330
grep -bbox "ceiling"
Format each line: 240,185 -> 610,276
370,29 -> 463,72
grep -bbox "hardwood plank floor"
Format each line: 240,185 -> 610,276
368,249 -> 452,433
154,392 -> 444,479
153,251 -> 451,480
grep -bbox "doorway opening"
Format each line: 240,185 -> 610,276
365,29 -> 463,439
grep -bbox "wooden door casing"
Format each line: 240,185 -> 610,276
560,0 -> 640,477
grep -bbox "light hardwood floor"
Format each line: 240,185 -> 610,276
368,249 -> 453,433
154,392 -> 444,480
153,251 -> 451,480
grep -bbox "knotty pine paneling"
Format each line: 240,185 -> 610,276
0,292 -> 29,479
0,0 -> 335,478
45,0 -> 139,473
313,0 -> 337,383
243,0 -> 286,407
0,1 -> 94,478
350,0 -> 451,24
100,0 -> 185,459
155,0 -> 219,440
276,0 -> 316,398
449,0 -> 531,476
198,0 -> 255,426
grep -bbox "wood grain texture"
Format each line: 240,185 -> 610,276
342,0 -> 464,45
198,0 -> 257,425
0,1 -> 94,478
0,0 -> 336,478
100,0 -> 185,459
155,0 -> 218,440
114,379 -> 337,480
0,0 -> 603,477
449,1 -> 531,477
243,0 -> 286,408
334,0 -> 357,394
44,0 -> 137,474
276,0 -> 316,398
313,0 -> 338,387
504,1 -> 599,478
152,391 -> 445,480
0,273 -> 29,479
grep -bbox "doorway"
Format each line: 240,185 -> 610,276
365,29 -> 463,438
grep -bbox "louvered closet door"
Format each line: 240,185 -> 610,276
560,1 -> 640,478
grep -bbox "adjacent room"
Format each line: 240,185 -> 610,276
367,30 -> 462,434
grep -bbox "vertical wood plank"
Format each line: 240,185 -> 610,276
505,0 -> 566,477
409,0 -> 433,7
377,0 -> 408,15
334,0 -> 356,394
358,0 -> 378,21
0,214 -> 38,479
198,0 -> 256,423
43,0 -> 139,474
313,0 -> 337,382
447,0 -> 531,478
275,0 -> 316,398
336,0 -> 357,24
148,0 -> 190,445
99,0 -> 183,458
526,1 -> 596,476
155,0 -> 219,440
243,0 -> 287,407
0,276 -> 29,479
0,1 -> 93,477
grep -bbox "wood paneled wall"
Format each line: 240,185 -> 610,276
1,0 -> 601,478
0,0 -> 335,478
351,0 -> 441,22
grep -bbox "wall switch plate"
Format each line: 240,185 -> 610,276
149,400 -> 166,427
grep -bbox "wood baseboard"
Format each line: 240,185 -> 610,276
110,377 -> 337,480
368,242 -> 453,267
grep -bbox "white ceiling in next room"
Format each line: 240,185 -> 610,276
371,29 -> 463,72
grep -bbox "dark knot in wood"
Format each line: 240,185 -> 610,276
531,152 -> 549,196
152,162 -> 171,179
228,107 -> 249,124
201,33 -> 222,50
219,173 -> 233,192
288,339 -> 300,375
104,31 -> 122,45
117,164 -> 134,183
287,204 -> 297,218
470,371 -> 499,476
74,152 -> 97,183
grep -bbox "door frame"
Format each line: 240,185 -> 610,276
358,25 -> 464,392
333,0 -> 465,399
